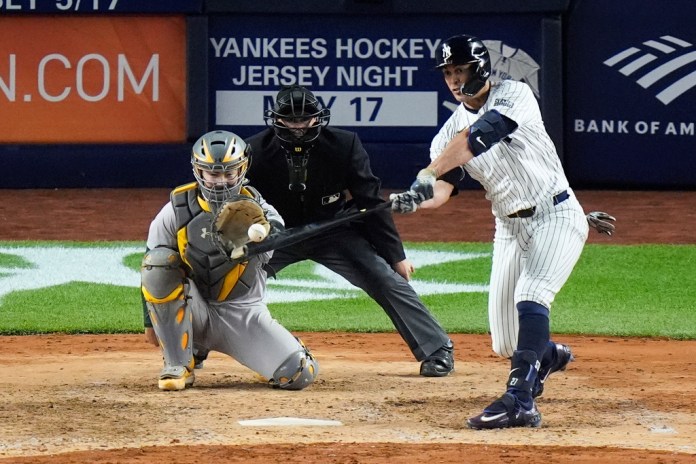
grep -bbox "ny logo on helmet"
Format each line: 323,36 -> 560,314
441,43 -> 453,64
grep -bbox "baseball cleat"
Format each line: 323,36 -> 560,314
533,343 -> 574,398
158,365 -> 195,391
467,392 -> 542,430
420,342 -> 454,377
193,349 -> 209,370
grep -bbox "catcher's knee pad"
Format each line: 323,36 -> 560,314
141,247 -> 192,369
141,247 -> 186,304
270,341 -> 319,391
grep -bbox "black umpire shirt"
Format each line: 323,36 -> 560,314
245,126 -> 406,265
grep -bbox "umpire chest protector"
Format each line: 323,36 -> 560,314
170,183 -> 255,301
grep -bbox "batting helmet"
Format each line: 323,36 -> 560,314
191,130 -> 250,205
263,85 -> 330,146
435,35 -> 491,97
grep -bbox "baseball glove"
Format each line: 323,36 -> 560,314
586,211 -> 616,236
211,195 -> 270,259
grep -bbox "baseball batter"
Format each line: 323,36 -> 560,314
141,130 -> 318,391
391,35 -> 592,429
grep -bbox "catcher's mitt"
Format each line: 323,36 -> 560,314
586,211 -> 616,236
211,195 -> 270,259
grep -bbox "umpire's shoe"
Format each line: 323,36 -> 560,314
533,343 -> 574,398
193,348 -> 209,370
420,341 -> 454,377
467,392 -> 542,430
158,365 -> 195,391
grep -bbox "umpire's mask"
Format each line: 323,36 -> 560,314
263,85 -> 330,192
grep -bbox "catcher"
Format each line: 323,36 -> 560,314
141,130 -> 318,391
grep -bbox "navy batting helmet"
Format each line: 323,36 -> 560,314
435,35 -> 491,96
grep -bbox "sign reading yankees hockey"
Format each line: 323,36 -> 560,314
208,15 -> 543,142
212,37 -> 440,128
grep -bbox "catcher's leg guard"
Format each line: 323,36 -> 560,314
141,248 -> 194,390
270,339 -> 319,391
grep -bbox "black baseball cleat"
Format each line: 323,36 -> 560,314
467,392 -> 542,430
420,342 -> 454,377
533,343 -> 574,398
193,349 -> 209,370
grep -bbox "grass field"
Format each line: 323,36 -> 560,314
1,241 -> 694,339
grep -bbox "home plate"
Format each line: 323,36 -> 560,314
238,417 -> 343,426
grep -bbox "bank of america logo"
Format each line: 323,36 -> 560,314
604,35 -> 696,105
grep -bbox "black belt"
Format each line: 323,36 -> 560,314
507,190 -> 569,218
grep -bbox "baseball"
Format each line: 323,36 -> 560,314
247,223 -> 268,242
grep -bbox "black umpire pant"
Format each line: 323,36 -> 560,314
267,225 -> 451,360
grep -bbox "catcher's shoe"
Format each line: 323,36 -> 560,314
467,392 -> 542,430
533,343 -> 574,398
158,365 -> 195,391
420,342 -> 454,377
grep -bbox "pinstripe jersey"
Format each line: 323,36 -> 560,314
429,79 -> 589,358
430,79 -> 569,219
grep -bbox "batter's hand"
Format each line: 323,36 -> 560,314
144,327 -> 159,347
586,211 -> 616,236
410,168 -> 437,202
390,190 -> 421,214
392,259 -> 415,281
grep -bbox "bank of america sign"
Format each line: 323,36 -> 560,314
604,35 -> 696,105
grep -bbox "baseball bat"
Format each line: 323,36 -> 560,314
231,200 -> 393,260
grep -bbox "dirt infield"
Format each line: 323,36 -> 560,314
1,189 -> 695,463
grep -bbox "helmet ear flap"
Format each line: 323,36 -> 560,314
477,59 -> 490,81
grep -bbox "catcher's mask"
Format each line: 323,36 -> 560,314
435,35 -> 491,97
191,130 -> 250,207
264,85 -> 330,192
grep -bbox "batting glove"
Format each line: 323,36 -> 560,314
586,211 -> 616,236
390,191 -> 420,214
409,168 -> 437,202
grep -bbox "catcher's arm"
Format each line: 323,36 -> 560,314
586,211 -> 616,236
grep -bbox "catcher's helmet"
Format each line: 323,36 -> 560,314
264,85 -> 330,146
191,130 -> 250,205
435,35 -> 491,97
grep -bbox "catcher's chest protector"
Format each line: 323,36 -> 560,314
171,186 -> 254,301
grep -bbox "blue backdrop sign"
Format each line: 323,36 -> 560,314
565,0 -> 696,188
208,14 -> 546,145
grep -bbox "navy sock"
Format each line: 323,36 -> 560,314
516,301 -> 550,358
509,301 -> 550,406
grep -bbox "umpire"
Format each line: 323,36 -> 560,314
245,85 -> 454,377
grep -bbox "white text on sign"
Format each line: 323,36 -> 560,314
216,90 -> 438,127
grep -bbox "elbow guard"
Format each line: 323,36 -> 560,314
468,109 -> 518,156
